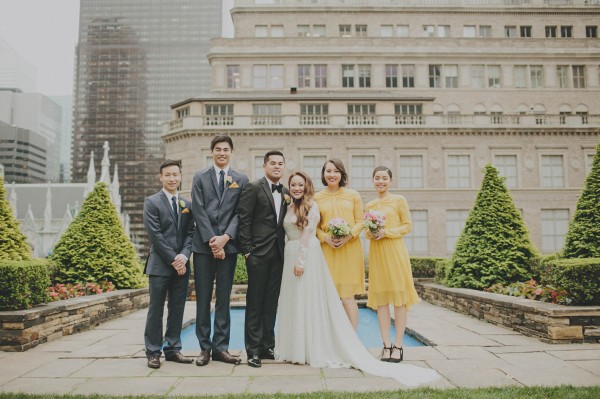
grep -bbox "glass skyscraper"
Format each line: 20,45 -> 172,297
72,0 -> 222,251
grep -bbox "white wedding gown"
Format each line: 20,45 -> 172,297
275,202 -> 439,387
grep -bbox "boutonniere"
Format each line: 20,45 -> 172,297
179,200 -> 190,214
225,175 -> 233,186
284,194 -> 292,205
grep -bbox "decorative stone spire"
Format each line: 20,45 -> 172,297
44,183 -> 52,232
100,141 -> 111,185
85,150 -> 96,196
111,164 -> 122,215
9,181 -> 17,218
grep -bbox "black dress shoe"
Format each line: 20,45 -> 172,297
213,350 -> 241,365
259,348 -> 275,360
389,345 -> 404,363
147,355 -> 160,369
195,349 -> 211,366
165,352 -> 193,364
247,354 -> 261,368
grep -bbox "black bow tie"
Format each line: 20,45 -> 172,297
271,183 -> 282,193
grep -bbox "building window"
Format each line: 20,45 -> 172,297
402,64 -> 416,88
423,25 -> 435,37
445,65 -> 458,88
438,25 -> 451,37
493,155 -> 518,188
541,209 -> 569,253
491,111 -> 503,124
347,104 -> 376,125
176,107 -> 189,119
355,25 -> 367,37
530,65 -> 544,88
471,65 -> 485,88
396,25 -> 409,37
313,25 -> 326,37
405,210 -> 428,254
297,25 -> 310,37
252,104 -> 282,126
395,104 -> 423,125
545,26 -> 557,38
488,65 -> 501,88
557,65 -> 570,88
514,65 -> 527,88
351,155 -> 375,189
479,25 -> 492,38
314,64 -> 327,88
586,153 -> 595,174
253,64 -> 283,89
253,65 -> 267,89
541,155 -> 564,188
298,64 -> 311,88
447,155 -> 471,188
339,24 -> 351,37
429,65 -> 441,88
380,25 -> 394,37
463,25 -> 476,38
572,65 -> 586,88
576,111 -> 589,125
342,64 -> 355,88
226,65 -> 240,89
255,25 -> 268,37
358,65 -> 371,88
385,64 -> 398,88
205,104 -> 233,126
561,26 -> 573,38
559,111 -> 570,125
300,103 -> 329,125
446,210 -> 469,253
303,155 -> 327,184
271,25 -> 284,37
586,26 -> 598,38
504,26 -> 517,38
398,155 -> 424,188
270,65 -> 284,89
254,156 -> 264,180
520,26 -> 532,38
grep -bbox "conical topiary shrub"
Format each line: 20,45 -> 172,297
563,142 -> 600,258
445,164 -> 537,289
50,182 -> 144,288
0,176 -> 31,261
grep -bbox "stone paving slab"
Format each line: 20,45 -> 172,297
70,358 -> 152,378
434,368 -> 521,388
546,349 -> 600,361
24,359 -> 94,378
0,378 -> 85,395
248,375 -> 325,394
169,376 -> 248,396
570,360 -> 600,376
71,377 -> 178,396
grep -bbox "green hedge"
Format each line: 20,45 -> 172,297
411,257 -> 446,278
539,257 -> 600,306
435,259 -> 452,284
0,259 -> 52,310
233,254 -> 248,284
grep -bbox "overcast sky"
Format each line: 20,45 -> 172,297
0,0 -> 234,96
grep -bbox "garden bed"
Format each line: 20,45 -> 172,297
415,281 -> 600,344
0,288 -> 149,352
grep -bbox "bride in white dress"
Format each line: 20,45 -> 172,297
275,171 -> 439,387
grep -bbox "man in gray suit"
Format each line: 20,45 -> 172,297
143,160 -> 195,369
191,135 -> 249,366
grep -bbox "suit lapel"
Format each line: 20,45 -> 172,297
208,168 -> 221,201
159,191 -> 178,225
260,177 -> 277,217
219,169 -> 235,205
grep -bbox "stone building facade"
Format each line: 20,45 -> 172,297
163,0 -> 599,258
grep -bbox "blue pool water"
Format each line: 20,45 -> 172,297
180,307 -> 424,351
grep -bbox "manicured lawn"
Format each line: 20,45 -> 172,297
1,386 -> 599,399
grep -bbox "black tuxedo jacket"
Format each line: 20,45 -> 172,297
238,177 -> 289,258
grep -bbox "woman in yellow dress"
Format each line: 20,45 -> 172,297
314,159 -> 365,331
365,166 -> 420,363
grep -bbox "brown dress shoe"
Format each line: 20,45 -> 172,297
212,350 -> 241,365
165,352 -> 193,364
147,355 -> 160,369
195,349 -> 211,366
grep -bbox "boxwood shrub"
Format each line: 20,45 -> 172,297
0,259 -> 52,310
411,257 -> 446,278
539,257 -> 600,306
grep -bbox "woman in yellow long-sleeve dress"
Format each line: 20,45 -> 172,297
314,159 -> 365,330
366,166 -> 420,363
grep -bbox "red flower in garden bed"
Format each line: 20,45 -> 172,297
48,281 -> 116,301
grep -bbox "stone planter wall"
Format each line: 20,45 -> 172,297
0,288 -> 149,352
415,281 -> 600,344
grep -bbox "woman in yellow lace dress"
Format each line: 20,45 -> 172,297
365,166 -> 420,363
315,159 -> 365,330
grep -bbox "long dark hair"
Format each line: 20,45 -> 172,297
321,158 -> 348,187
288,171 -> 315,230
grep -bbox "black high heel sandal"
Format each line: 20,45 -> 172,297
379,344 -> 392,362
389,345 -> 403,363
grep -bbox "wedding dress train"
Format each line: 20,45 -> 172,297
275,202 -> 439,387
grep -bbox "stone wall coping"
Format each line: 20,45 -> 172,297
0,288 -> 149,322
421,282 -> 600,316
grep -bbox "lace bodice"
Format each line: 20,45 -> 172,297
283,202 -> 320,268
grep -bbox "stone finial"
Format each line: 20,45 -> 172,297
85,151 -> 96,196
100,141 -> 111,184
9,181 -> 17,218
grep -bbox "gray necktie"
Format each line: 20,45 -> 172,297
219,169 -> 225,198
171,196 -> 178,225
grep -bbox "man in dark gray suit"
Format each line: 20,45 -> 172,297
238,150 -> 288,368
191,135 -> 249,366
143,160 -> 195,369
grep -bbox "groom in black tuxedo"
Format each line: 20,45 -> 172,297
238,150 -> 289,368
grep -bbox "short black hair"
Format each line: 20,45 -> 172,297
321,159 -> 348,187
372,166 -> 392,179
264,150 -> 285,165
210,135 -> 234,151
159,159 -> 181,174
